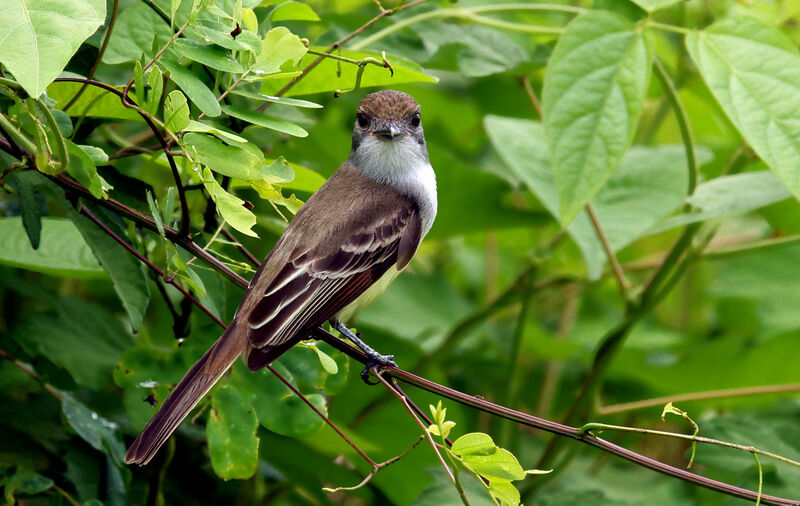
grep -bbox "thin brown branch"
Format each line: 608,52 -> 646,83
520,75 -> 542,118
586,204 -> 629,300
221,228 -> 260,267
0,348 -> 63,400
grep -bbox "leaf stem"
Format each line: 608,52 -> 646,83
654,59 -> 697,195
586,204 -> 629,301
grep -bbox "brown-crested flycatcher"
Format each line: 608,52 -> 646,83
125,90 -> 437,465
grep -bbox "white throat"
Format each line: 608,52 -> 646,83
349,136 -> 437,236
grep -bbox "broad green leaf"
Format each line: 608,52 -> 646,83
159,49 -> 222,117
629,0 -> 683,12
306,344 -> 338,374
0,217 -> 102,277
260,48 -> 437,97
651,171 -> 792,233
230,89 -> 322,108
173,39 -> 244,73
185,133 -> 263,179
104,3 -> 172,64
0,0 -> 106,97
61,392 -> 126,464
686,16 -> 800,201
10,287 -> 131,388
542,10 -> 653,225
1,469 -> 53,504
253,27 -> 307,75
12,171 -> 42,249
69,206 -> 150,331
65,140 -> 103,198
202,167 -> 258,236
186,24 -> 261,53
222,104 -> 308,137
184,120 -> 248,143
451,433 -> 497,457
163,90 -> 190,132
463,448 -> 526,481
228,361 -> 326,437
46,81 -> 143,121
207,385 -> 259,480
485,116 -> 704,279
270,1 -> 320,22
489,479 -> 520,506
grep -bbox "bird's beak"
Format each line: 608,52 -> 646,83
374,122 -> 403,140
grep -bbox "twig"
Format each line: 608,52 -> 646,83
520,75 -> 542,118
586,204 -> 629,301
221,228 -> 261,267
0,348 -> 63,400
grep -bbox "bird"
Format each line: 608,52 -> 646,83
124,89 -> 437,465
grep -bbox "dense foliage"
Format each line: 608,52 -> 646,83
2,0 -> 800,504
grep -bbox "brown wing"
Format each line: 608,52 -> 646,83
245,202 -> 421,349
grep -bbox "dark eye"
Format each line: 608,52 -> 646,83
410,112 -> 421,127
357,113 -> 370,128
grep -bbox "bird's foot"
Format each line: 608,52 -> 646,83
330,319 -> 397,385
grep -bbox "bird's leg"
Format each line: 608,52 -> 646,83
329,319 -> 397,383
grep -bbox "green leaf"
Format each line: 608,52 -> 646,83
451,432 -> 497,457
145,65 -> 165,116
78,144 -> 109,165
230,89 -> 322,108
260,48 -> 437,97
629,0 -> 683,12
229,362 -> 327,437
542,10 -> 653,225
46,81 -> 143,121
222,104 -> 308,137
0,217 -> 103,277
306,344 -> 338,374
61,392 -> 126,464
12,171 -> 42,249
202,167 -> 258,236
164,90 -> 190,132
184,120 -> 248,143
270,1 -> 320,22
253,27 -> 308,75
242,7 -> 258,32
185,133 -> 263,179
651,171 -> 791,233
65,139 -> 103,198
485,116 -> 704,278
173,38 -> 245,73
489,479 -> 520,506
159,49 -> 222,117
146,190 -> 166,237
463,448 -> 526,481
104,3 -> 172,64
207,385 -> 259,480
0,0 -> 106,97
68,206 -> 151,331
685,16 -> 800,202
1,469 -> 53,504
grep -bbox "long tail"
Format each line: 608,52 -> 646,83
124,325 -> 245,465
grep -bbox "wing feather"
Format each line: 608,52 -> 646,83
245,202 -> 419,349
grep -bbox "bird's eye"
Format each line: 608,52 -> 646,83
410,112 -> 421,128
357,113 -> 370,128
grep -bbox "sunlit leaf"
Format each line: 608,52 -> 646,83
185,133 -> 264,179
270,1 -> 320,22
253,26 -> 307,75
202,167 -> 258,236
686,16 -> 800,201
222,104 -> 308,137
163,90 -> 190,132
542,10 -> 653,224
0,0 -> 106,97
451,432 -> 497,457
174,38 -> 245,73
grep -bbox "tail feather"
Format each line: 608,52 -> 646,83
124,326 -> 244,465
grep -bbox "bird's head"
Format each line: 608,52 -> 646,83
351,90 -> 424,148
